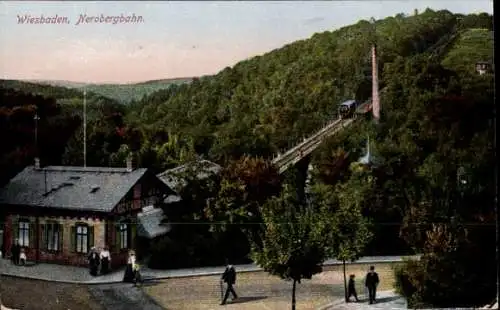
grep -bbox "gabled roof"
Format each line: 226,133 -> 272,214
157,160 -> 221,193
0,165 -> 148,212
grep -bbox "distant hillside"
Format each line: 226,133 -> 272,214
27,77 -> 194,104
0,79 -> 83,99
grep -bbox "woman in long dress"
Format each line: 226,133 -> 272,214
100,246 -> 111,275
88,247 -> 100,276
123,250 -> 136,282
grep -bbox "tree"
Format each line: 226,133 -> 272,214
251,188 -> 327,310
311,167 -> 373,303
205,156 -> 281,232
394,220 -> 492,308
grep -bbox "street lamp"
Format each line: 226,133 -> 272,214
456,167 -> 467,217
457,167 -> 468,187
34,112 -> 40,155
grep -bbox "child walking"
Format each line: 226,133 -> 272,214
347,274 -> 360,302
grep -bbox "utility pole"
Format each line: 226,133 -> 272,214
34,112 -> 40,156
83,88 -> 87,167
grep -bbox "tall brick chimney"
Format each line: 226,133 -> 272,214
372,44 -> 380,123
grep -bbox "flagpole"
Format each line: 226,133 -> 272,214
83,87 -> 87,167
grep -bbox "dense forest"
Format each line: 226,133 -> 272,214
0,79 -> 126,185
0,9 -> 494,307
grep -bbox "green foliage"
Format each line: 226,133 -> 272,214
80,78 -> 192,104
442,29 -> 494,74
311,181 -> 373,263
395,221 -> 496,308
251,188 -> 327,309
148,233 -> 221,269
205,156 -> 282,232
126,10 -> 480,164
0,86 -> 84,184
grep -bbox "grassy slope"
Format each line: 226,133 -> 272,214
441,28 -> 494,73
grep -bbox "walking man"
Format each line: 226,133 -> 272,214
220,261 -> 238,305
365,266 -> 380,304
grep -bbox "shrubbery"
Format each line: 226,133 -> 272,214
394,224 -> 496,308
147,228 -> 252,270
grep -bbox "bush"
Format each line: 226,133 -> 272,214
394,224 -> 496,308
148,236 -> 190,269
146,229 -> 251,269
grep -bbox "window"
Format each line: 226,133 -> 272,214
119,223 -> 128,249
76,224 -> 88,253
44,222 -> 61,251
18,220 -> 30,247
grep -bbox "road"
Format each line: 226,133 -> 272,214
88,283 -> 164,310
142,262 -> 398,310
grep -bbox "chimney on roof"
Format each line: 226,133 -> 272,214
126,153 -> 133,172
34,157 -> 40,169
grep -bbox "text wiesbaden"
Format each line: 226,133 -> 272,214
17,13 -> 144,25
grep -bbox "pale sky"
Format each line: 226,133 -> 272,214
0,1 -> 493,84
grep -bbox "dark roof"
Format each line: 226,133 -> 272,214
0,165 -> 148,212
157,160 -> 221,192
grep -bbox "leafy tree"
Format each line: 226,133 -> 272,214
310,166 -> 373,302
251,188 -> 327,310
205,156 -> 282,232
395,219 -> 495,308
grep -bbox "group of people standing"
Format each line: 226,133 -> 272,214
87,246 -> 111,276
88,247 -> 141,285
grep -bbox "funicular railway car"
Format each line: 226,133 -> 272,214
338,99 -> 359,119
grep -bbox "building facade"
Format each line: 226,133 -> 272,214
0,158 -> 175,267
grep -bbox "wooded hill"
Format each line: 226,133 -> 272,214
125,9 -> 492,166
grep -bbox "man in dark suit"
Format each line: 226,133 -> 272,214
220,261 -> 238,305
11,239 -> 20,265
365,266 -> 380,304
